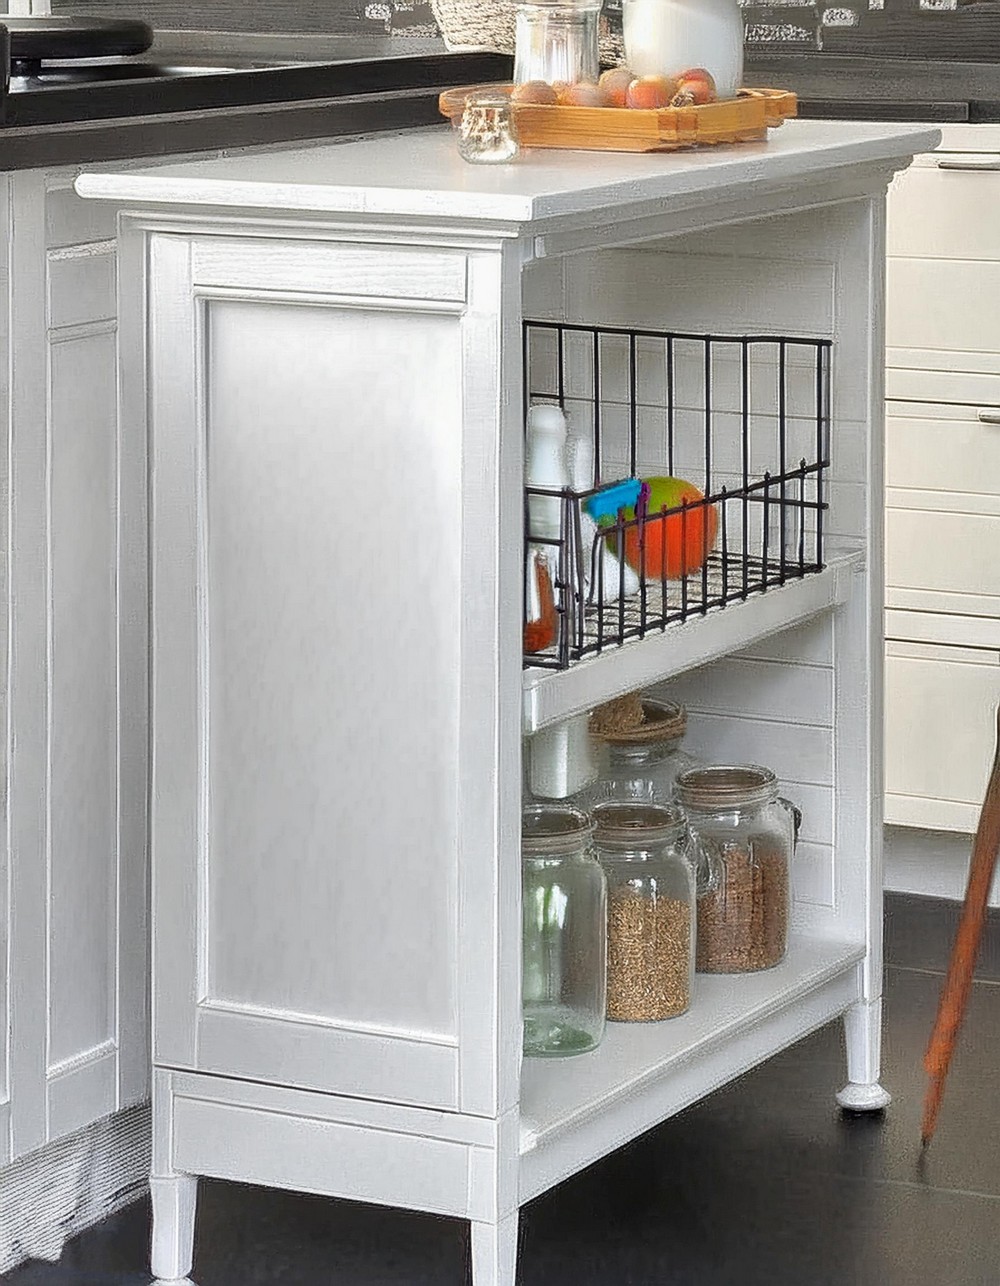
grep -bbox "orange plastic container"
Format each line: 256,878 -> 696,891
439,84 -> 797,153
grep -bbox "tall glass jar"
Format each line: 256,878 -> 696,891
513,0 -> 602,87
522,804 -> 607,1057
592,802 -> 695,1022
675,765 -> 796,974
588,698 -> 700,809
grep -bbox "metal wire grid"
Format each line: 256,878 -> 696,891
523,321 -> 832,670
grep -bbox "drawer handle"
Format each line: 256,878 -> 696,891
936,156 -> 1000,171
978,409 -> 1000,424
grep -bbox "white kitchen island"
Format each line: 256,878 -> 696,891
77,118 -> 937,1286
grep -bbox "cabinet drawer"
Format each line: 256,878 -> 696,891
886,507 -> 1000,615
886,399 -> 1000,499
887,257 -> 1000,362
888,154 -> 1000,262
885,636 -> 1000,832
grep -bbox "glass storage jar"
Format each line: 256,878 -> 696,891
592,801 -> 695,1022
675,765 -> 796,973
522,804 -> 607,1057
587,698 -> 700,809
513,0 -> 601,88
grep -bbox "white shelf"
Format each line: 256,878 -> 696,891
522,549 -> 864,734
518,934 -> 865,1202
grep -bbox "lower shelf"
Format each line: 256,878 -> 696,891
518,934 -> 865,1201
522,547 -> 864,733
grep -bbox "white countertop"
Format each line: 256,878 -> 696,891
76,119 -> 940,228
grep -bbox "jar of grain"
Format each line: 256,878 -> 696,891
591,801 -> 695,1022
675,765 -> 796,974
522,804 -> 607,1057
587,698 -> 700,809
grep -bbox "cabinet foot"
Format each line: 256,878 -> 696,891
838,998 -> 891,1113
150,1173 -> 198,1282
470,1212 -> 519,1286
836,1081 -> 892,1112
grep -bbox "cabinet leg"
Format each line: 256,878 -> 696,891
150,1173 -> 198,1283
470,1212 -> 519,1286
836,997 -> 892,1112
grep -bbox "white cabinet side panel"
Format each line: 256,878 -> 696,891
47,330 -> 118,1069
203,297 -> 461,1038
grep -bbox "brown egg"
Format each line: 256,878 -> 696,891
511,80 -> 559,105
562,81 -> 606,107
626,74 -> 678,110
598,66 -> 633,108
671,68 -> 718,106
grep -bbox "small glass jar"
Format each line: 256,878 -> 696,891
587,698 -> 700,809
675,765 -> 797,974
592,801 -> 695,1022
457,92 -> 520,165
513,0 -> 601,87
522,804 -> 607,1057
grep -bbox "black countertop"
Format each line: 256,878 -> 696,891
745,50 -> 1000,122
0,36 -> 513,171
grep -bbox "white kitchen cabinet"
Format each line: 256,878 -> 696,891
884,124 -> 1000,834
77,120 -> 933,1285
1,165 -> 147,1181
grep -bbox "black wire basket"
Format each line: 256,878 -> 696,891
523,321 -> 832,671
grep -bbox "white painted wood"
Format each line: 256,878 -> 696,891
887,257 -> 1000,369
8,170 -> 51,1161
887,509 -> 1000,611
47,246 -> 116,331
887,399 -> 1000,500
150,1174 -> 197,1283
520,944 -> 863,1201
885,637 -> 999,831
74,122 -> 938,225
144,223 -> 522,1118
885,366 -> 1000,405
46,1044 -> 118,1142
0,175 -> 9,1165
837,999 -> 891,1112
46,179 -> 120,250
46,329 -> 117,1072
471,1214 -> 519,1286
888,155 -> 1000,262
523,551 -> 862,734
76,123 -> 924,1285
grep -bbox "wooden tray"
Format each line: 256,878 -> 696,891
439,84 -> 797,153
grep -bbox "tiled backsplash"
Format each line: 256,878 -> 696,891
52,0 -> 957,44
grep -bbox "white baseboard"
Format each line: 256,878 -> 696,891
884,824 -> 1000,906
0,1101 -> 150,1275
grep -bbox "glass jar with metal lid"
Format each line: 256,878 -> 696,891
521,804 -> 607,1057
675,765 -> 797,974
588,698 -> 701,810
592,801 -> 696,1021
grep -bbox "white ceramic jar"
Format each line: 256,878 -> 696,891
622,0 -> 745,100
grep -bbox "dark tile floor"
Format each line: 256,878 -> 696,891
7,892 -> 1000,1286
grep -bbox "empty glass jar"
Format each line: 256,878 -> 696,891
513,0 -> 601,87
588,698 -> 700,809
521,804 -> 607,1057
592,801 -> 695,1022
675,765 -> 797,974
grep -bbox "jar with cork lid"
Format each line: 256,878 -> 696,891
591,801 -> 696,1022
675,765 -> 796,974
587,697 -> 700,810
